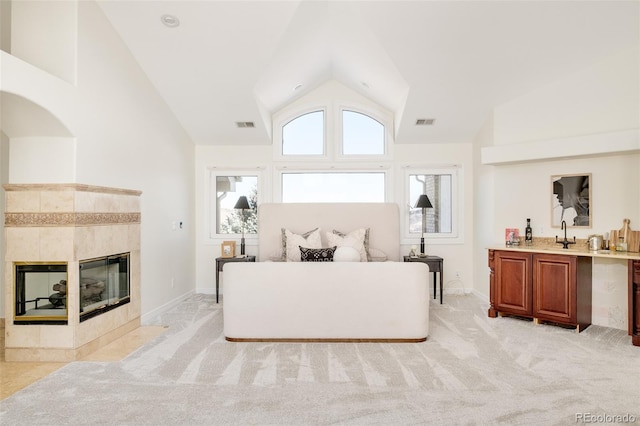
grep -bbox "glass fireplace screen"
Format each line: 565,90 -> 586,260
15,263 -> 68,324
79,253 -> 130,322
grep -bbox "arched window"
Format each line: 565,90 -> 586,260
341,110 -> 385,155
273,99 -> 393,203
282,110 -> 324,156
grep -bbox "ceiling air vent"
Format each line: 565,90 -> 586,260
415,118 -> 435,126
235,121 -> 255,128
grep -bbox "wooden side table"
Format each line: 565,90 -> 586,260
215,256 -> 256,303
404,255 -> 444,304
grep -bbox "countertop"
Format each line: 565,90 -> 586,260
488,244 -> 640,260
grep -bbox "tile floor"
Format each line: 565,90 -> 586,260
0,324 -> 166,400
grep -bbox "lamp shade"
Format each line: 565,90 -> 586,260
234,196 -> 250,210
414,194 -> 433,209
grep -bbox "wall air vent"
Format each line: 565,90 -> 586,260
235,122 -> 255,128
415,118 -> 435,126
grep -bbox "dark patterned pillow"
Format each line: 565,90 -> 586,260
299,246 -> 336,262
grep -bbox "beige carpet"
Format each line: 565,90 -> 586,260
0,293 -> 638,425
0,326 -> 167,400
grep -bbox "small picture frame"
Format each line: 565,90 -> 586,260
221,241 -> 236,258
505,228 -> 520,246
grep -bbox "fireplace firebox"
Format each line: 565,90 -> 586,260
15,263 -> 68,325
79,253 -> 130,322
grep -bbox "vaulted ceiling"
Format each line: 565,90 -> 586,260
98,1 -> 639,146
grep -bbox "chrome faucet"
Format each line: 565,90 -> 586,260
555,220 -> 576,249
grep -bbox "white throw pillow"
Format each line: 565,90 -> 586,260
333,246 -> 361,262
284,228 -> 322,261
326,228 -> 368,262
368,247 -> 388,262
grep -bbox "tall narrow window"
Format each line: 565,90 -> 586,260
282,111 -> 324,155
342,110 -> 385,155
214,175 -> 258,237
409,173 -> 453,234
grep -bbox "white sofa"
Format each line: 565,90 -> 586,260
222,203 -> 430,342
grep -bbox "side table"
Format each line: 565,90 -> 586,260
215,256 -> 256,303
403,255 -> 444,304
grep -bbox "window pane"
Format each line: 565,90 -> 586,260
215,176 -> 257,235
282,172 -> 385,203
282,111 -> 324,155
342,110 -> 384,155
409,174 -> 452,234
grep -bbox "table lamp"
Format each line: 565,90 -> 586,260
234,196 -> 250,255
414,194 -> 433,256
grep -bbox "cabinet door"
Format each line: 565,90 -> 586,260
495,251 -> 532,316
533,253 -> 575,324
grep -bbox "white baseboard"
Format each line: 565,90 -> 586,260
196,287 -> 216,295
141,289 -> 195,323
471,289 -> 489,303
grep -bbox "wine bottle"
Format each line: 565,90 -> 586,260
525,218 -> 533,246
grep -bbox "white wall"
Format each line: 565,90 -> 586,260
492,155 -> 639,244
73,1 -> 195,316
10,0 -> 77,84
494,47 -> 639,145
0,1 -> 195,319
472,114 -> 495,302
9,137 -> 76,182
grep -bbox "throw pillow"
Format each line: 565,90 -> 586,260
283,228 -> 322,261
333,228 -> 370,261
326,228 -> 368,262
300,246 -> 336,262
368,247 -> 388,262
333,246 -> 361,262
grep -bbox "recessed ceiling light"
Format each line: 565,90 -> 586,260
160,14 -> 180,28
293,84 -> 303,91
416,118 -> 435,126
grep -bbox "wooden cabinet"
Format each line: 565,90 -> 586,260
630,260 -> 640,346
489,250 -> 532,317
533,253 -> 592,331
488,250 -> 592,332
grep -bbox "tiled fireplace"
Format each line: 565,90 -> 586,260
3,184 -> 141,362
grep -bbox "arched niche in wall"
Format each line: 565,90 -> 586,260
1,91 -> 76,183
1,91 -> 73,138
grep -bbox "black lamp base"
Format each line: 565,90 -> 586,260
420,237 -> 425,255
240,237 -> 245,255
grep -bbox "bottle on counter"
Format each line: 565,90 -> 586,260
618,236 -> 627,252
525,218 -> 533,246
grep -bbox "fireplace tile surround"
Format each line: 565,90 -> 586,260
3,184 -> 141,362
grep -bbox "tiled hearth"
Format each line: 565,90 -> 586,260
3,184 -> 141,362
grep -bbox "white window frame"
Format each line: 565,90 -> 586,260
206,167 -> 264,244
273,101 -> 393,163
273,105 -> 329,162
401,164 -> 463,245
273,164 -> 393,203
335,103 -> 393,161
